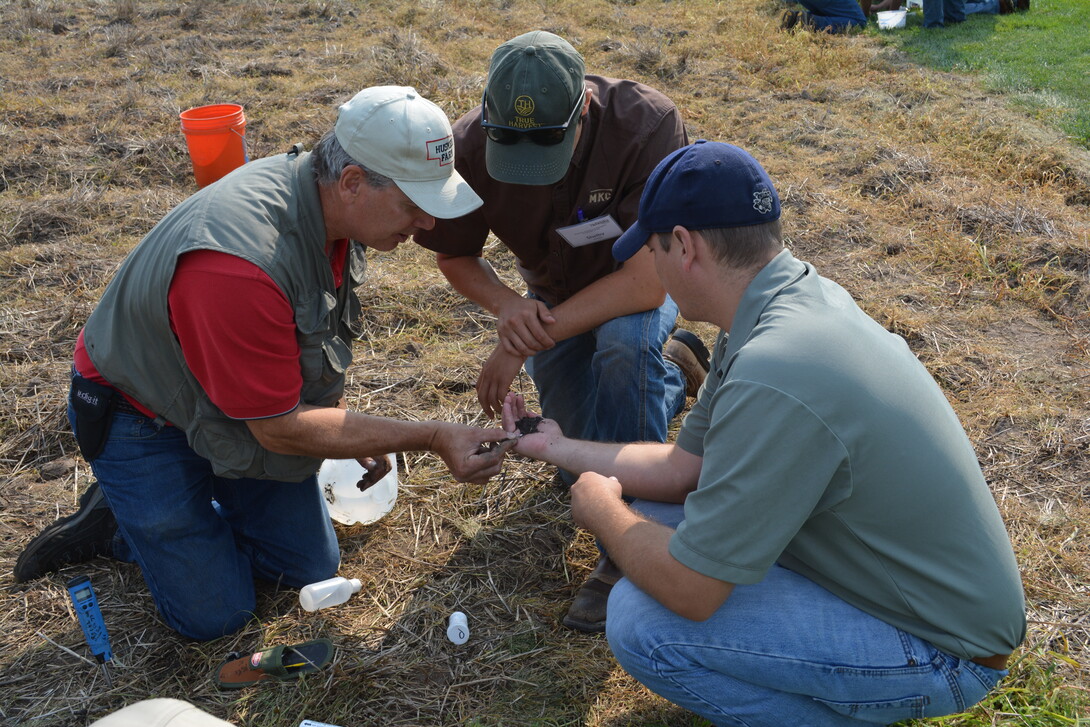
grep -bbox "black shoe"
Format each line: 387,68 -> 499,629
14,481 -> 117,583
780,9 -> 802,30
664,329 -> 711,398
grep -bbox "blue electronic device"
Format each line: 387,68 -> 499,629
65,574 -> 113,686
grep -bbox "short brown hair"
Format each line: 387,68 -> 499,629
657,219 -> 783,269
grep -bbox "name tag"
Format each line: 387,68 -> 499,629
556,214 -> 625,248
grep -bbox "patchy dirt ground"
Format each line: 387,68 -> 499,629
1,1 -> 1088,725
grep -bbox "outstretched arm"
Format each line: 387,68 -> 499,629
246,404 -> 515,483
501,393 -> 700,502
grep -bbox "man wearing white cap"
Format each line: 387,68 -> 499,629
14,87 -> 515,640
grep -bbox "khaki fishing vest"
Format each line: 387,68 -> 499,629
83,148 -> 365,481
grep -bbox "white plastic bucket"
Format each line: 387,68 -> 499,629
317,457 -> 398,525
877,10 -> 907,29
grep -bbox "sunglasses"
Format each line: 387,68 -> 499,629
480,85 -> 585,147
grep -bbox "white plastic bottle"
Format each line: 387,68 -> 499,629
299,576 -> 362,612
447,611 -> 469,645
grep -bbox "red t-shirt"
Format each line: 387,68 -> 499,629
74,241 -> 349,421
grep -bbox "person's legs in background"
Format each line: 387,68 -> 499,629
943,0 -> 967,22
922,0 -> 947,26
796,0 -> 868,31
964,0 -> 999,13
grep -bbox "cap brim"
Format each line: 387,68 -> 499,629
396,170 -> 483,220
613,219 -> 651,261
484,128 -> 578,186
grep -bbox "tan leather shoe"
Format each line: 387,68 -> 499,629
664,329 -> 710,398
562,557 -> 621,633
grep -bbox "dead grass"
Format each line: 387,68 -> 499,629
1,0 -> 1088,725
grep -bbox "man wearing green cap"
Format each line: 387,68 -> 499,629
501,140 -> 1025,725
13,87 -> 515,641
415,30 -> 709,632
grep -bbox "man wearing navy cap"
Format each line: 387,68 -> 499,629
502,141 -> 1025,724
415,31 -> 709,632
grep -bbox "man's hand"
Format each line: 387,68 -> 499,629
496,296 -> 556,357
476,346 -> 527,418
570,472 -> 625,531
430,423 -> 516,483
354,454 -> 392,491
500,392 -> 563,458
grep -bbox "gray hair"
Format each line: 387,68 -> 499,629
657,219 -> 783,270
311,130 -> 395,189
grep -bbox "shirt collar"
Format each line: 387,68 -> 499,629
721,248 -> 809,364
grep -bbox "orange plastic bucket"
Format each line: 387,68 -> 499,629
179,103 -> 247,187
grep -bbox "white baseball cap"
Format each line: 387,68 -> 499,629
334,86 -> 482,219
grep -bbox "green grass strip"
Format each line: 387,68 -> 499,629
871,0 -> 1090,147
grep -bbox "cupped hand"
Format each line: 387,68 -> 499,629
500,392 -> 563,458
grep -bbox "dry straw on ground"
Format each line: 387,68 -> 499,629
1,1 -> 1088,725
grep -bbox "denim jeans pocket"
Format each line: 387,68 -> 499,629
108,411 -> 166,441
813,693 -> 929,723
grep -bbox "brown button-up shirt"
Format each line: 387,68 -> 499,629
415,75 -> 687,306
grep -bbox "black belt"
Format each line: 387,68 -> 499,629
114,396 -> 147,417
970,653 -> 1010,670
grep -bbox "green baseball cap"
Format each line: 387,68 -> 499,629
483,31 -> 585,186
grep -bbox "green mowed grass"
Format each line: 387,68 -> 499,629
872,0 -> 1090,146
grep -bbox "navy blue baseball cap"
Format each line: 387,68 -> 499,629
613,140 -> 781,261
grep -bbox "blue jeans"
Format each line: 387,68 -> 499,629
797,0 -> 867,31
69,402 -> 340,641
609,502 -> 1006,726
523,295 -> 685,447
924,0 -> 962,25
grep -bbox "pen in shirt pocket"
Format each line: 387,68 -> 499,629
577,208 -> 585,223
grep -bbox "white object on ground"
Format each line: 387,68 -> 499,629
299,576 -> 362,611
447,611 -> 470,645
877,9 -> 908,28
317,456 -> 398,525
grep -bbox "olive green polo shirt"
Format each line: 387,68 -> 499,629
672,250 -> 1026,660
414,75 -> 687,306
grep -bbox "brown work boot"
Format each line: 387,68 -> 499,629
562,556 -> 621,633
998,0 -> 1014,12
664,329 -> 710,398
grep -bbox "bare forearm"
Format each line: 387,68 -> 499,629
247,404 -> 440,460
534,437 -> 697,504
545,249 -> 666,341
575,480 -> 732,620
437,254 -> 522,314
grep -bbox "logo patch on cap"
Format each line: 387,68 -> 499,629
514,96 -> 535,116
753,187 -> 774,215
426,135 -> 454,167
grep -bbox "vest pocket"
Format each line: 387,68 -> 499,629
188,398 -> 263,478
322,336 -> 352,376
